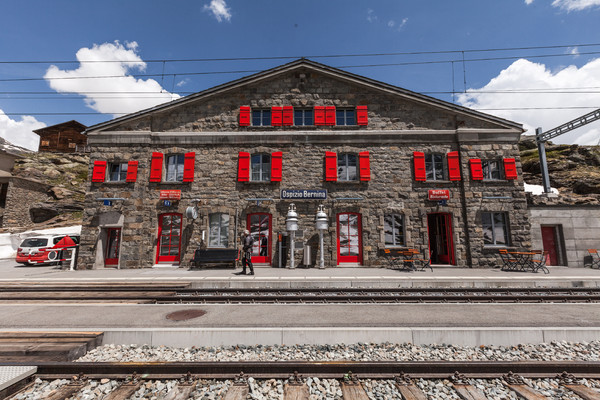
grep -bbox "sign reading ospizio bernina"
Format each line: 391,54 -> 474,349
281,189 -> 327,200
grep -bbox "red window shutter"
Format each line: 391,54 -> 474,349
325,106 -> 336,126
282,106 -> 293,126
447,151 -> 461,181
356,105 -> 368,126
325,151 -> 338,182
183,152 -> 195,182
239,106 -> 250,126
413,152 -> 426,181
504,158 -> 518,180
271,151 -> 282,182
91,161 -> 107,183
149,152 -> 163,183
469,159 -> 484,180
238,152 -> 250,182
314,106 -> 325,126
359,151 -> 371,181
126,161 -> 138,182
271,107 -> 282,126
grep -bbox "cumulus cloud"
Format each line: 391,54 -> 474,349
524,0 -> 534,4
0,110 -> 45,151
551,0 -> 600,10
367,9 -> 377,23
204,0 -> 231,22
457,58 -> 600,145
44,41 -> 180,117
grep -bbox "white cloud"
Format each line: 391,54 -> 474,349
204,0 -> 231,22
398,18 -> 408,29
568,47 -> 580,57
44,41 -> 180,117
0,110 -> 45,151
551,0 -> 600,10
457,58 -> 600,145
524,0 -> 535,4
367,9 -> 378,23
387,20 -> 395,28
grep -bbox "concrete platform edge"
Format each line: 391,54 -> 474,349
2,328 -> 598,348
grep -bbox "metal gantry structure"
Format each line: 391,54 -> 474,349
535,108 -> 600,193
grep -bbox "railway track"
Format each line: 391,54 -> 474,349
2,285 -> 600,304
3,361 -> 600,399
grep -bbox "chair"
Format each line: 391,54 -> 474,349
529,250 -> 550,274
588,249 -> 600,269
409,249 -> 433,272
382,248 -> 402,270
499,249 -> 520,271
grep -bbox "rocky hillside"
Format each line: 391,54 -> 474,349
520,135 -> 600,205
10,152 -> 88,229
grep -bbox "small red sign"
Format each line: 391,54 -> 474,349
159,190 -> 181,200
428,189 -> 450,201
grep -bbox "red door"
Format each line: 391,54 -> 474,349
427,213 -> 455,265
337,213 -> 363,264
541,226 -> 559,266
247,213 -> 272,264
156,213 -> 182,263
104,228 -> 121,266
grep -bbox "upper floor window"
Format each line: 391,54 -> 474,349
209,213 -> 229,248
252,109 -> 271,126
165,154 -> 185,182
294,109 -> 313,126
336,109 -> 356,126
425,154 -> 445,181
108,162 -> 128,182
384,214 -> 405,247
482,160 -> 502,180
251,153 -> 271,182
337,153 -> 358,181
482,212 -> 509,246
41,140 -> 50,147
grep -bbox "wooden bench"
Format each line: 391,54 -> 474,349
191,248 -> 239,269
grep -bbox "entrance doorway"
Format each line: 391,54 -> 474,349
247,213 -> 272,265
337,212 -> 363,265
427,213 -> 455,265
541,225 -> 565,266
104,227 -> 121,267
156,213 -> 182,264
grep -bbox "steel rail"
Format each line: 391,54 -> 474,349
5,360 -> 600,380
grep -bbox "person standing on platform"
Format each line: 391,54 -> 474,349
237,230 -> 254,275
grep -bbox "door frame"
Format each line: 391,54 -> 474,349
336,212 -> 363,265
426,212 -> 455,265
104,227 -> 121,267
541,224 -> 566,266
156,213 -> 183,264
247,212 -> 272,265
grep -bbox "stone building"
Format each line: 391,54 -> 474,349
34,120 -> 87,153
79,59 -> 529,269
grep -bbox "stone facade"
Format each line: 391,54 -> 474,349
2,177 -> 52,229
79,60 -> 529,269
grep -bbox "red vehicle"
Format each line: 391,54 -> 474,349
16,235 -> 80,265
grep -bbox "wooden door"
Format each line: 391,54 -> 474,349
541,226 -> 559,265
156,213 -> 182,263
247,213 -> 272,264
427,213 -> 455,265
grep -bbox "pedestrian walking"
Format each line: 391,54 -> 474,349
236,230 -> 254,275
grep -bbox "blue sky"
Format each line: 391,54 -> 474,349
1,0 -> 600,149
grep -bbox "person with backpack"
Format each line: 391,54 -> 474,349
237,229 -> 254,275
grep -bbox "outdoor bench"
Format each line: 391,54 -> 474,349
191,248 -> 239,269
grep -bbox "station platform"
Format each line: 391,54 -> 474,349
2,261 -> 600,347
1,260 -> 600,288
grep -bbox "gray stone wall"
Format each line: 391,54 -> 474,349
2,177 -> 52,229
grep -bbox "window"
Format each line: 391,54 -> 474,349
41,140 -> 50,147
337,153 -> 358,181
482,212 -> 509,246
336,109 -> 356,126
252,109 -> 271,126
68,142 -> 76,149
384,214 -> 405,247
425,154 -> 444,181
294,109 -> 313,126
251,153 -> 271,182
165,154 -> 185,182
209,213 -> 229,248
108,162 -> 128,182
482,160 -> 502,180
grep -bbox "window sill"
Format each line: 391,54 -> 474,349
103,181 -> 130,185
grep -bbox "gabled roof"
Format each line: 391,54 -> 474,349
34,120 -> 87,135
86,58 -> 523,133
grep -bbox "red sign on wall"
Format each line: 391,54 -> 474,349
159,190 -> 181,200
428,189 -> 450,201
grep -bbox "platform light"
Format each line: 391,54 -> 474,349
315,205 -> 328,269
286,203 -> 299,269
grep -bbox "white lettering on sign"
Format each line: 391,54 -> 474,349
428,190 -> 450,201
281,189 -> 327,200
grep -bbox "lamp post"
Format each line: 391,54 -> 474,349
285,203 -> 298,269
315,204 -> 328,269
